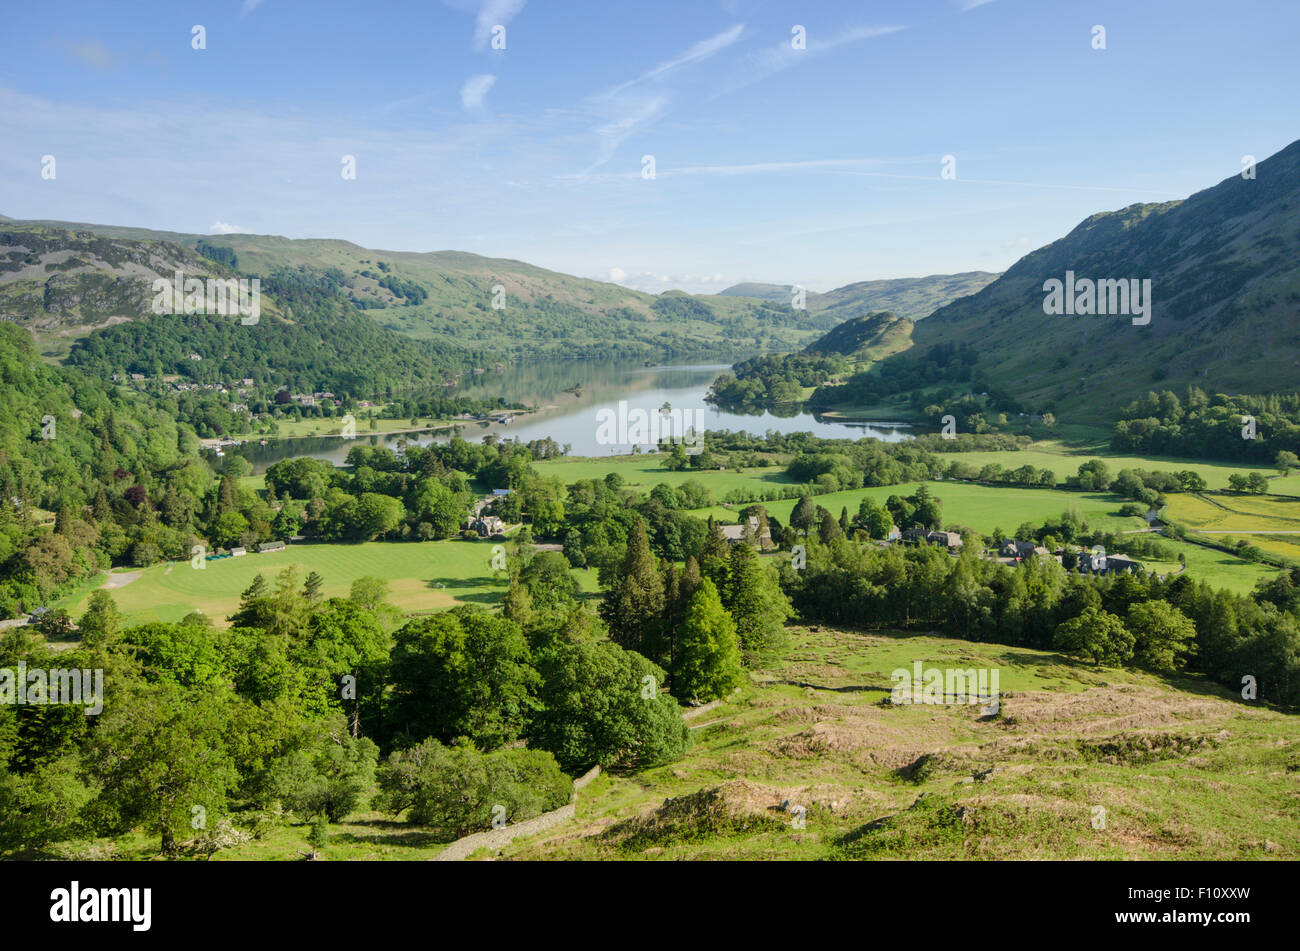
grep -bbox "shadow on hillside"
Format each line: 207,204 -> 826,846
770,679 -> 892,694
333,825 -> 452,849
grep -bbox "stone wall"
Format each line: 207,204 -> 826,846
431,764 -> 601,861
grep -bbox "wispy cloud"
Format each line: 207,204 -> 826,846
241,0 -> 266,14
62,40 -> 114,71
960,0 -> 998,10
460,74 -> 497,110
588,96 -> 667,171
211,221 -> 249,234
712,24 -> 904,98
578,24 -> 745,174
598,24 -> 744,99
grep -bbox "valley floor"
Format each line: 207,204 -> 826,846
53,442 -> 1300,625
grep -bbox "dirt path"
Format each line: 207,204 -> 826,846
101,570 -> 142,590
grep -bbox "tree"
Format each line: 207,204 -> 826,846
385,608 -> 537,750
790,496 -> 817,536
83,683 -> 238,855
302,571 -> 325,604
599,521 -> 666,662
1127,600 -> 1197,672
817,507 -> 842,543
211,510 -> 250,549
858,497 -> 894,539
77,591 -> 123,648
664,443 -> 689,471
528,640 -> 689,772
351,492 -> 404,540
374,739 -> 571,839
675,578 -> 744,703
723,544 -> 792,660
306,814 -> 329,859
1052,609 -> 1134,666
272,717 -> 378,822
1276,450 -> 1300,475
0,755 -> 95,853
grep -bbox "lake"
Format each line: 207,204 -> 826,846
236,358 -> 912,472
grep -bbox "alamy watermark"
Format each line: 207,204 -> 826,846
595,400 -> 705,451
151,270 -> 260,325
890,662 -> 999,711
1,662 -> 103,715
1042,270 -> 1151,325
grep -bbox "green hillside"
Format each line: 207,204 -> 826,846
892,138 -> 1300,422
804,311 -> 915,360
1,218 -> 838,362
500,624 -> 1299,861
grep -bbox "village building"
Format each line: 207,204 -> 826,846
464,515 -> 505,537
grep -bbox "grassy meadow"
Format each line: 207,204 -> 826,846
56,539 -> 518,626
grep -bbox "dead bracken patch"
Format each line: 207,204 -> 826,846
769,722 -> 931,770
995,684 -> 1227,736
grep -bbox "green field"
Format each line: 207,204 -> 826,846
536,455 -> 793,496
68,443 -> 1285,627
1140,538 -> 1278,594
701,481 -> 1146,536
945,442 -> 1277,491
1165,492 -> 1300,532
228,416 -> 461,441
56,539 -> 526,626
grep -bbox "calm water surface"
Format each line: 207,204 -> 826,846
237,359 -> 911,472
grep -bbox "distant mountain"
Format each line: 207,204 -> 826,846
718,271 -> 999,320
896,138 -> 1300,421
1,218 -> 839,363
716,282 -> 793,302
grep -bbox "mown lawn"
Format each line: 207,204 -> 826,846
56,539 -> 514,626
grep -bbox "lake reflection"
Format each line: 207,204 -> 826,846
236,358 -> 911,472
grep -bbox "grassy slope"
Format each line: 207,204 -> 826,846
718,272 -> 1000,321
499,625 -> 1299,861
47,624 -> 1297,861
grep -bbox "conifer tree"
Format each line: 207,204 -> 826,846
675,578 -> 743,703
599,520 -> 666,661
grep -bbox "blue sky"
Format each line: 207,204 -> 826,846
1,0 -> 1297,293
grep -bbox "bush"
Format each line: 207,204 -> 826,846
374,739 -> 572,839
